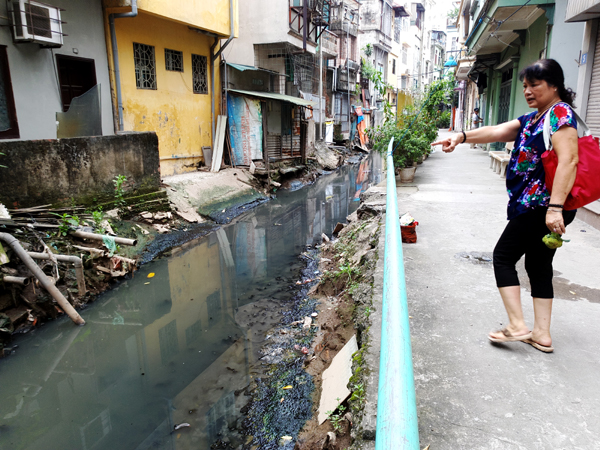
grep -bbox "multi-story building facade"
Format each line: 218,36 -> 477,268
104,0 -> 238,176
330,0 -> 360,137
0,0 -> 114,141
215,0 -> 330,161
455,0 -> 584,139
431,30 -> 446,81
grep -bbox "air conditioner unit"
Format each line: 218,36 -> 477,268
8,0 -> 64,47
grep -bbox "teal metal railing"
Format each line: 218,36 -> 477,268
375,137 -> 420,449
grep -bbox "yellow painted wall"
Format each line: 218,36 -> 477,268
397,91 -> 413,112
138,0 -> 238,37
107,11 -> 220,176
104,0 -> 238,37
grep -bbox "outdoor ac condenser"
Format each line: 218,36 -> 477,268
8,0 -> 64,47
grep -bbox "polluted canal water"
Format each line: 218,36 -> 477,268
0,153 -> 382,450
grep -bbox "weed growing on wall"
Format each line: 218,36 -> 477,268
113,175 -> 127,208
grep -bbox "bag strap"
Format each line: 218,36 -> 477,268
543,106 -> 591,151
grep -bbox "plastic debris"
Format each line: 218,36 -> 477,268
147,273 -> 155,278
283,385 -> 293,390
303,317 -> 312,329
0,203 -> 11,219
400,212 -> 416,226
102,235 -> 117,257
279,436 -> 293,445
173,423 -> 190,430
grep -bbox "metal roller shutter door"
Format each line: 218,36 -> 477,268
586,25 -> 600,136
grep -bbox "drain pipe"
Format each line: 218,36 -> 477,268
0,233 -> 85,326
27,252 -> 86,296
109,0 -> 138,132
209,0 -> 235,152
2,276 -> 30,286
70,230 -> 137,246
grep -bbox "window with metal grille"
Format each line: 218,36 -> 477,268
165,49 -> 183,72
192,54 -> 208,94
133,43 -> 156,89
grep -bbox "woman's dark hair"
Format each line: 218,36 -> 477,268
519,59 -> 576,107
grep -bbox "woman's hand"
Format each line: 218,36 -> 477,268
546,210 -> 565,235
431,134 -> 463,153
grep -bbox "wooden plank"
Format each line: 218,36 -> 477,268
211,115 -> 227,173
211,116 -> 223,172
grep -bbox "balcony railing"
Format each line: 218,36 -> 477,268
321,29 -> 338,57
330,19 -> 358,37
336,67 -> 357,92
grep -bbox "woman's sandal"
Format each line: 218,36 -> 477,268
488,328 -> 532,343
523,338 -> 554,353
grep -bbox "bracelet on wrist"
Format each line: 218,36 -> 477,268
548,203 -> 563,209
461,131 -> 467,144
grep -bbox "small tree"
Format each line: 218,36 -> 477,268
367,76 -> 455,168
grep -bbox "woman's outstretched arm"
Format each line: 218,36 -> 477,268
431,119 -> 522,153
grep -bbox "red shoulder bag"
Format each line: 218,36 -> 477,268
542,108 -> 600,210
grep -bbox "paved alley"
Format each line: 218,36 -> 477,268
400,130 -> 600,449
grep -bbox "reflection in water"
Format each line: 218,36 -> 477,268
0,152 -> 382,450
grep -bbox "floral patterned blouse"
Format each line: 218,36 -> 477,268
506,102 -> 577,220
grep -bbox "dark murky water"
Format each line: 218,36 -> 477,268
0,153 -> 382,450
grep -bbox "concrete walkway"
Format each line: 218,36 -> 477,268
396,130 -> 600,449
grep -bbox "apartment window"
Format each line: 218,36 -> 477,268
0,46 -> 19,139
382,1 -> 392,37
165,49 -> 183,72
133,43 -> 156,89
392,58 -> 396,74
402,45 -> 408,65
394,18 -> 401,43
192,54 -> 208,94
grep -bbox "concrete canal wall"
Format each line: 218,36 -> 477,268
0,132 -> 161,208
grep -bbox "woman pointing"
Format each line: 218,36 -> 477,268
432,59 -> 579,353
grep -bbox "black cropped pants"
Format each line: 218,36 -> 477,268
493,208 -> 576,299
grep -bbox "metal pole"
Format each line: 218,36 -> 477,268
319,32 -> 323,140
347,20 -> 350,138
375,137 -> 419,449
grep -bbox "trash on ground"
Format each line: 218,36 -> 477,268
400,212 -> 419,243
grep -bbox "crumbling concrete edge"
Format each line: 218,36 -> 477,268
350,205 -> 385,449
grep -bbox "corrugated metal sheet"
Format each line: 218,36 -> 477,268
566,0 -> 600,22
586,26 -> 600,136
228,89 -> 316,107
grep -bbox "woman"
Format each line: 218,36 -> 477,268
431,59 -> 579,353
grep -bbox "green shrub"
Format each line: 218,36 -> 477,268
436,110 -> 451,128
367,76 -> 455,168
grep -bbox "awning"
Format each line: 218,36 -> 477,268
226,63 -> 281,75
444,57 -> 457,67
228,89 -> 317,107
566,0 -> 600,22
467,5 -> 545,55
455,58 -> 475,81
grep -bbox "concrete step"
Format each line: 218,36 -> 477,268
577,200 -> 600,231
